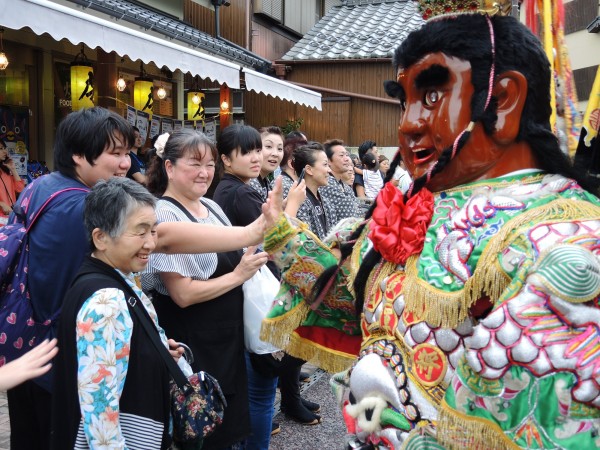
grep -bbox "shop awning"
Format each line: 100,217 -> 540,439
1,0 -> 323,109
243,68 -> 322,110
1,0 -> 241,88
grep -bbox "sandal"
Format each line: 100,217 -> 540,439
281,403 -> 322,425
301,398 -> 321,414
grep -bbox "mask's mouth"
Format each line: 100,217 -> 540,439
413,147 -> 435,164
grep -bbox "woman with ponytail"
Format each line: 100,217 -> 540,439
260,9 -> 600,450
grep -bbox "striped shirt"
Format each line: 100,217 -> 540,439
142,197 -> 231,295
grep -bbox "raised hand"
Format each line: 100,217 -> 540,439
262,176 -> 284,229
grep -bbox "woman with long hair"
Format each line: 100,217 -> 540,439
143,129 -> 268,450
0,139 -> 25,222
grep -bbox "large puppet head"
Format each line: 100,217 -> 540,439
384,13 -> 575,193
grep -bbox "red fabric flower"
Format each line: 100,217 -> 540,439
369,184 -> 434,265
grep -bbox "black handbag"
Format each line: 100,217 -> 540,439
122,282 -> 227,445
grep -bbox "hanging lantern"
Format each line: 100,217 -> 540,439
187,91 -> 205,121
156,85 -> 167,100
70,45 -> 94,111
116,76 -> 127,92
0,53 -> 8,71
0,29 -> 9,71
134,77 -> 154,112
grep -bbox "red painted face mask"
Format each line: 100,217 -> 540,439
396,53 -> 508,193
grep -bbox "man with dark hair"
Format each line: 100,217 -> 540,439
320,138 -> 360,220
357,140 -> 378,161
355,140 -> 380,197
258,2 -> 600,449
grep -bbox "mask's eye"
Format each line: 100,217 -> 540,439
399,98 -> 407,112
423,90 -> 440,107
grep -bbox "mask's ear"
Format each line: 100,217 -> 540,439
492,70 -> 527,145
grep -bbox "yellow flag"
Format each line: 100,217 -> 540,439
583,66 -> 600,147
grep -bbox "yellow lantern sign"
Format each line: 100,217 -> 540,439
187,91 -> 205,121
134,77 -> 154,112
70,62 -> 94,111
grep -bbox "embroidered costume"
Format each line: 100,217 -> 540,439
261,172 -> 600,449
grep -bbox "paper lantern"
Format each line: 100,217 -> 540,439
187,91 -> 205,121
134,77 -> 154,112
70,62 -> 94,111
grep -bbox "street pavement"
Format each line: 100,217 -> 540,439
0,367 -> 348,449
0,391 -> 8,450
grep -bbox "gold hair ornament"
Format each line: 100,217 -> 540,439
417,0 -> 514,20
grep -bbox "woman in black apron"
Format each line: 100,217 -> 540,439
142,129 -> 268,450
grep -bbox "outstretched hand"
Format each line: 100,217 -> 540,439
262,176 -> 284,229
0,338 -> 58,391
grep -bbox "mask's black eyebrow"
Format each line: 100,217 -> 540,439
415,64 -> 450,90
384,80 -> 405,100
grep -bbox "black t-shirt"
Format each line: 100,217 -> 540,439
213,173 -> 263,227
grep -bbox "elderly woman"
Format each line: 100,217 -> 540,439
143,129 -> 268,450
52,177 -> 183,449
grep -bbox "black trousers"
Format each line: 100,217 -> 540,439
277,353 -> 305,409
7,380 -> 52,450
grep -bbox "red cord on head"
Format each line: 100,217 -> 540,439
484,15 -> 496,112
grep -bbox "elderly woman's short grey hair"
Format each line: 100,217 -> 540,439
84,177 -> 156,249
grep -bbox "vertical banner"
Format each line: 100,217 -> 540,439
161,119 -> 174,134
173,120 -> 183,132
204,119 -> 216,143
136,110 -> 150,143
150,115 -> 162,139
126,106 -> 137,126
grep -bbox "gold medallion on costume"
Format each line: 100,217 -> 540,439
412,343 -> 448,387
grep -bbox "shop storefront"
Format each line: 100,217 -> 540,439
0,0 -> 321,177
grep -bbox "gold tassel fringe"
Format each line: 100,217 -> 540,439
260,301 -> 356,373
260,301 -> 310,350
403,199 -> 600,328
437,400 -> 520,450
283,331 -> 355,373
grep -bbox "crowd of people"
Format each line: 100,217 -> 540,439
0,106 -> 375,450
1,3 -> 599,450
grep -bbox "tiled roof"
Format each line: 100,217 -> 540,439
282,0 -> 424,61
67,0 -> 272,71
